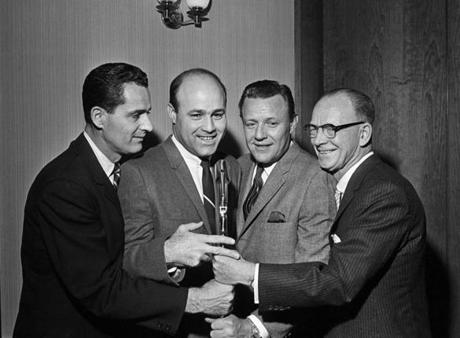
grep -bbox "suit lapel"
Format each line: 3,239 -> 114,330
162,137 -> 212,234
238,144 -> 301,239
334,154 -> 380,220
72,134 -> 122,214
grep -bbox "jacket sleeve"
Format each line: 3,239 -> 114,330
38,178 -> 187,334
258,181 -> 412,310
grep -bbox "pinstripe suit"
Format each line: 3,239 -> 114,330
257,155 -> 431,337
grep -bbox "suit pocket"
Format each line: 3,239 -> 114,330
267,210 -> 286,223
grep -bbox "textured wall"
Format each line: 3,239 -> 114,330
0,1 -> 295,336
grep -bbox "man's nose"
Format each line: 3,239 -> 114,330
202,115 -> 216,132
139,113 -> 153,132
255,124 -> 266,140
311,127 -> 328,146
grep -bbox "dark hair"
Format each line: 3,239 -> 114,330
82,63 -> 148,124
323,88 -> 375,124
169,68 -> 227,111
238,80 -> 295,121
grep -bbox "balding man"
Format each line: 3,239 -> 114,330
118,68 -> 241,337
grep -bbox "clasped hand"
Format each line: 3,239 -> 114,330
206,314 -> 253,338
213,254 -> 255,287
186,279 -> 234,316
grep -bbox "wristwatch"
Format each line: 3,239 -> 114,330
249,319 -> 263,338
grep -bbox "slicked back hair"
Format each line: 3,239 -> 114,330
82,62 -> 148,124
169,68 -> 227,111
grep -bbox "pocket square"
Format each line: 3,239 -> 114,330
267,211 -> 286,223
331,233 -> 341,243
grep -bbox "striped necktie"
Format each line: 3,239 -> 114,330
112,162 -> 121,189
243,165 -> 264,220
201,159 -> 216,234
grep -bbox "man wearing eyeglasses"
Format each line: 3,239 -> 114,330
213,88 -> 431,337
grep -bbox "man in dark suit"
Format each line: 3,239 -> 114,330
118,68 -> 241,337
13,63 -> 237,338
212,88 -> 431,337
206,80 -> 335,338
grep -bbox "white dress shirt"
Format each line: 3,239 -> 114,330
335,151 -> 374,198
171,135 -> 205,202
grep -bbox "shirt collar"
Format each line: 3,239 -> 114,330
171,135 -> 202,167
336,151 -> 374,194
83,131 -> 116,180
262,162 -> 277,177
254,141 -> 293,183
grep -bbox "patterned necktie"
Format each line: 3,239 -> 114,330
112,162 -> 121,189
201,160 -> 216,234
243,165 -> 264,220
334,188 -> 343,210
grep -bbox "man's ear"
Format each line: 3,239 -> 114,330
90,106 -> 107,129
359,122 -> 373,147
289,114 -> 299,135
167,103 -> 177,124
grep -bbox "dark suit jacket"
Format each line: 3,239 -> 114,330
258,155 -> 431,337
14,134 -> 187,338
235,144 -> 335,337
118,136 -> 241,335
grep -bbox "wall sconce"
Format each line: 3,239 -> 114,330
156,0 -> 211,29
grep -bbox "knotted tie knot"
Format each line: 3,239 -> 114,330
112,162 -> 121,188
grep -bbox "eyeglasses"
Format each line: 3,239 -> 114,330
304,121 -> 365,139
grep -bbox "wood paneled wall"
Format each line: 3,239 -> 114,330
294,0 -> 323,152
296,0 -> 459,336
0,1 -> 295,336
447,0 -> 460,335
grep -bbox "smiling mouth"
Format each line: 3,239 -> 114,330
198,135 -> 216,140
317,148 -> 335,154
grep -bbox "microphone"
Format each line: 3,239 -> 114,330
215,159 -> 229,237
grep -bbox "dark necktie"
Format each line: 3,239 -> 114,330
112,162 -> 121,189
243,165 -> 264,220
201,160 -> 216,234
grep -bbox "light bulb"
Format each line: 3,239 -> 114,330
185,0 -> 210,9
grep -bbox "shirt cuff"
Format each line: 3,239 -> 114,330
252,263 -> 260,304
247,314 -> 270,338
167,266 -> 181,280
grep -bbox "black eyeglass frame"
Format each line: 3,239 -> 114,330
304,121 -> 366,139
